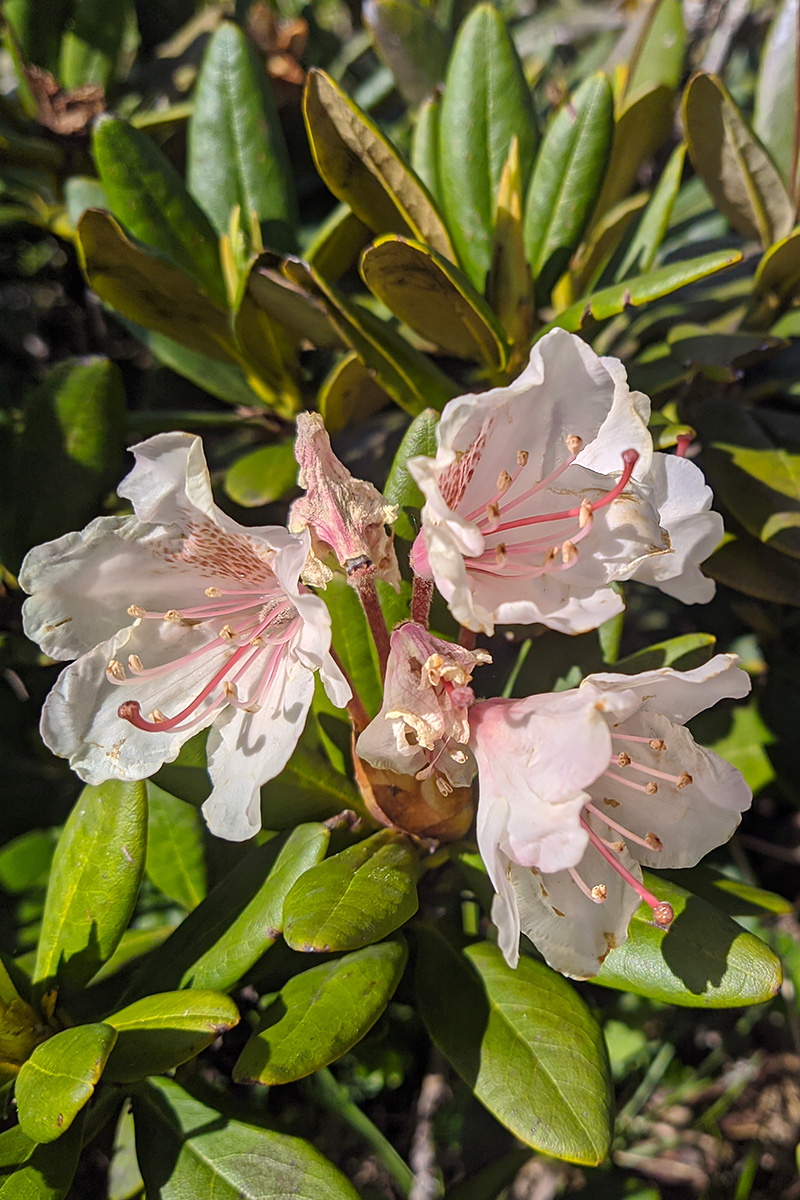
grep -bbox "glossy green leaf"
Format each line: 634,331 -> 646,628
624,0 -> 685,98
705,700 -> 776,795
749,229 -> 800,328
567,191 -> 649,302
541,249 -> 741,335
613,632 -> 716,675
365,0 -> 450,106
707,527 -> 800,605
3,0 -> 70,76
234,940 -> 407,1085
664,866 -> 791,918
85,925 -> 174,989
488,135 -> 535,352
104,989 -> 239,1083
0,1111 -> 84,1199
305,205 -> 373,285
283,257 -> 457,416
188,21 -> 296,246
125,326 -> 262,407
411,93 -> 442,204
231,289 -> 300,413
0,830 -> 56,893
283,830 -> 420,953
135,824 -> 330,995
591,83 -> 673,221
416,929 -> 613,1164
383,408 -> 438,540
683,72 -> 794,249
361,234 -> 508,366
438,3 -> 537,288
303,69 -> 454,260
318,352 -> 389,435
15,1024 -> 117,1143
260,724 -> 363,828
13,355 -> 125,562
524,73 -> 614,302
594,873 -> 782,1006
92,115 -> 225,305
247,257 -> 341,348
134,1076 -> 361,1200
145,784 -> 206,911
224,439 -> 297,508
58,0 -> 127,88
322,575 -> 383,717
753,0 -> 798,188
33,780 -> 147,1000
616,142 -> 686,278
77,210 -> 237,364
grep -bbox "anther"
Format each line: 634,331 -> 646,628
649,738 -> 665,751
653,902 -> 674,927
495,543 -> 508,565
164,610 -> 183,623
591,884 -> 607,902
578,499 -> 592,529
561,540 -> 578,565
603,796 -> 619,808
486,502 -> 500,526
205,586 -> 222,597
450,749 -> 468,763
517,450 -> 529,467
220,624 -> 236,640
128,655 -> 144,672
645,782 -> 658,795
435,776 -> 454,797
609,840 -> 625,853
223,681 -> 239,699
645,832 -> 663,851
107,659 -> 125,681
497,470 -> 513,493
617,751 -> 631,767
149,709 -> 166,724
128,604 -> 146,618
677,771 -> 692,789
566,434 -> 583,455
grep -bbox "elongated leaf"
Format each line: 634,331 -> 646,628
260,724 -> 363,828
3,0 -> 70,75
613,632 -> 716,675
318,352 -> 389,435
488,136 -> 534,353
303,69 -> 454,260
753,0 -> 799,188
624,0 -> 685,98
566,191 -> 649,302
591,83 -> 673,221
749,228 -> 800,328
683,72 -> 795,249
104,989 -> 239,1082
411,94 -> 442,203
594,873 -> 782,1006
707,527 -> 800,605
383,408 -> 438,540
438,4 -> 537,288
322,575 -> 383,717
305,205 -> 373,285
224,439 -> 298,507
188,21 -> 296,246
247,257 -> 341,349
33,780 -> 147,1000
361,234 -> 508,366
364,0 -> 450,105
145,784 -> 206,911
234,940 -> 407,1085
541,249 -> 741,335
92,116 -> 226,305
15,1024 -> 117,1143
416,929 -> 613,1164
232,288 -> 301,411
58,0 -> 127,88
616,141 -> 686,277
77,210 -> 238,364
134,1076 -> 360,1200
125,325 -> 262,407
524,73 -> 614,302
134,824 -> 330,995
0,1111 -> 84,1199
283,830 -> 420,953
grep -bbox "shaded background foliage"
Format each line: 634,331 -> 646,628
0,0 -> 800,1197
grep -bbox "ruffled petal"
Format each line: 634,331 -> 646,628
585,654 -> 751,724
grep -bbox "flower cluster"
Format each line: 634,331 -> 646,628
21,331 -> 752,978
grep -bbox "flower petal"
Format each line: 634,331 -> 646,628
585,654 -> 751,724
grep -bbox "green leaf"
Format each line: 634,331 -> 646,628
0,830 -> 56,893
594,872 -> 782,1006
33,780 -> 147,1001
77,210 -> 237,364
524,73 -> 614,302
104,989 -> 239,1083
260,724 -> 363,829
753,0 -> 798,189
707,526 -> 800,605
383,408 -> 438,541
683,72 -> 795,249
3,0 -> 71,76
705,700 -> 776,795
247,257 -> 341,349
663,865 -> 791,918
566,191 -> 649,302
591,83 -> 673,221
145,784 -> 206,911
318,352 -> 389,436
322,575 -> 383,718
624,0 -> 685,98
616,142 -> 686,278
15,1024 -> 117,1143
411,93 -> 442,204
58,0 -> 127,88
134,825 -> 330,995
134,1076 -> 361,1199
361,234 -> 508,366
0,1111 -> 84,1199
233,940 -> 407,1085
365,0 -> 450,106
283,830 -> 420,953
541,249 -> 741,335
232,286 -> 301,413
305,205 -> 373,285
283,257 -> 457,416
92,115 -> 226,305
125,326 -> 262,407
749,228 -> 800,327
612,632 -> 716,674
303,69 -> 454,261
188,21 -> 296,247
438,3 -> 537,289
12,355 -> 125,563
224,439 -> 297,508
415,929 -> 613,1164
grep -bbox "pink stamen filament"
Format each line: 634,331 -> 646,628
568,866 -> 603,903
603,769 -> 658,795
613,756 -> 688,786
584,801 -> 661,853
470,451 -> 579,527
613,733 -> 665,748
580,817 -> 673,923
119,640 -> 254,732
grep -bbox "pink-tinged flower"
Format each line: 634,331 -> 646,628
21,432 -> 350,842
408,328 -> 722,635
356,622 -> 490,794
470,655 -> 751,978
289,412 -> 400,589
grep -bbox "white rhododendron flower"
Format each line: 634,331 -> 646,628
356,622 -> 490,794
469,655 -> 752,978
20,432 -> 350,842
408,328 -> 722,635
289,411 -> 400,589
